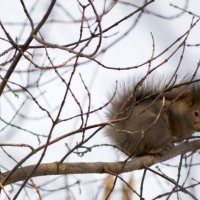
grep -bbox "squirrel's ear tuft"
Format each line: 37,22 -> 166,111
191,86 -> 200,105
181,85 -> 200,106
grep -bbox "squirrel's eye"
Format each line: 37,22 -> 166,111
193,110 -> 200,117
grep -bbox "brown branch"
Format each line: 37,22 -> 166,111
1,139 -> 200,186
0,0 -> 56,96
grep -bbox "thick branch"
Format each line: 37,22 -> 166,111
1,139 -> 200,186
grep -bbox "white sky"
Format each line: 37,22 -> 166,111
1,0 -> 200,199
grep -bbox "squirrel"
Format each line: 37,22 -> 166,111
106,77 -> 200,157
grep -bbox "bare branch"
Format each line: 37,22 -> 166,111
1,139 -> 200,186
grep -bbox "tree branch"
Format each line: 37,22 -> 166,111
0,0 -> 56,96
1,139 -> 200,186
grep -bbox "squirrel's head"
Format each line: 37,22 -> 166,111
179,88 -> 200,132
186,97 -> 200,131
167,84 -> 200,133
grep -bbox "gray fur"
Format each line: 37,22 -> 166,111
106,77 -> 200,157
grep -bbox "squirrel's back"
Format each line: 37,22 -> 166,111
106,76 -> 200,156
